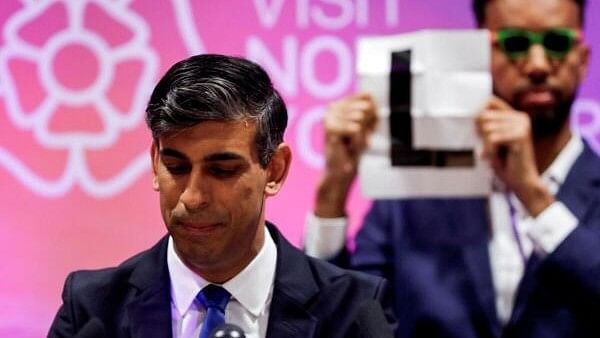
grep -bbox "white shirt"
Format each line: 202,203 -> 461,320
167,226 -> 277,338
305,136 -> 583,326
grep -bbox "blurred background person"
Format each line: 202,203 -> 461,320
305,0 -> 600,337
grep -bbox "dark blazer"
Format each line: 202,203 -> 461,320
48,223 -> 395,338
345,141 -> 600,338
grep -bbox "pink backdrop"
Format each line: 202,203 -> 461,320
1,1 -> 599,336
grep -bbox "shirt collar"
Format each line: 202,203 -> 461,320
167,226 -> 277,318
223,228 -> 277,317
541,135 -> 583,192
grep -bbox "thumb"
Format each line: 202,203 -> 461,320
486,95 -> 514,111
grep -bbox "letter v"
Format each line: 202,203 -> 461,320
253,0 -> 286,28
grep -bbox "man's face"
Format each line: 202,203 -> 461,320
151,120 -> 275,281
484,0 -> 589,137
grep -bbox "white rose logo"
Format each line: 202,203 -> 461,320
0,0 -> 159,197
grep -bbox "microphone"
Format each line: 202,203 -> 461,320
209,323 -> 246,338
74,318 -> 106,338
353,299 -> 394,338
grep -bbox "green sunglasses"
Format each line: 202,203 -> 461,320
492,27 -> 582,60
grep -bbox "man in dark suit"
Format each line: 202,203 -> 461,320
306,0 -> 600,337
48,54 -> 395,338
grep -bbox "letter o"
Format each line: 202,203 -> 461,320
301,36 -> 352,99
296,105 -> 325,169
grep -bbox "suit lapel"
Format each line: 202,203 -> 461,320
126,236 -> 173,338
505,253 -> 543,330
458,200 -> 502,337
267,292 -> 318,338
265,223 -> 319,338
555,142 -> 600,221
126,285 -> 172,338
463,242 -> 501,337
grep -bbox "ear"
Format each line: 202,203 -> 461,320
150,142 -> 160,191
264,143 -> 292,197
576,42 -> 591,81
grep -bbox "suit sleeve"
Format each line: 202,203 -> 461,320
537,205 -> 600,318
47,272 -> 78,338
350,200 -> 395,280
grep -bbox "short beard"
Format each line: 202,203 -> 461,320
504,86 -> 574,140
525,95 -> 573,140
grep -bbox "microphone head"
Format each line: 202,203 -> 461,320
209,323 -> 246,338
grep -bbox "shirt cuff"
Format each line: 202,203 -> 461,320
527,201 -> 578,256
304,212 -> 347,259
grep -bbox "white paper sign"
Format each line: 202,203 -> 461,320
357,30 -> 493,198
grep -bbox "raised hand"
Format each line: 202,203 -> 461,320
475,95 -> 554,216
315,93 -> 377,217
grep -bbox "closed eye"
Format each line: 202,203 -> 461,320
159,148 -> 190,176
164,163 -> 191,175
208,165 -> 242,178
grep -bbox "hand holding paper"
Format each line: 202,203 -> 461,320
315,93 -> 377,217
475,96 -> 555,216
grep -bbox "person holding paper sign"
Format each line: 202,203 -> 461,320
306,0 -> 600,337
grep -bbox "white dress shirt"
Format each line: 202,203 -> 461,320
305,136 -> 583,326
167,226 -> 277,338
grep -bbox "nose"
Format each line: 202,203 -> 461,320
179,171 -> 210,211
522,44 -> 551,85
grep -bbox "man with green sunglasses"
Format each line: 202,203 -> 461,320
308,0 -> 600,337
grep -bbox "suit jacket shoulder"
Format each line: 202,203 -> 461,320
266,222 -> 395,338
48,237 -> 172,338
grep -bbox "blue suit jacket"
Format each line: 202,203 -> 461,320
48,223 -> 395,338
348,142 -> 600,338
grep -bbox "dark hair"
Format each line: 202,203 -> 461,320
472,0 -> 586,27
145,54 -> 288,167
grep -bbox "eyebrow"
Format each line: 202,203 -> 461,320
160,148 -> 246,162
160,148 -> 187,160
205,152 -> 246,162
